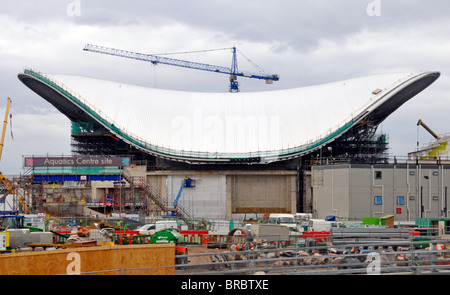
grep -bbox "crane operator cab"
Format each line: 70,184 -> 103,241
0,215 -> 24,231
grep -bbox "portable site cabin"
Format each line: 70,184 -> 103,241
416,218 -> 450,236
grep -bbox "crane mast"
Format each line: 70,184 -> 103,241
417,119 -> 440,140
0,97 -> 11,161
83,44 -> 279,92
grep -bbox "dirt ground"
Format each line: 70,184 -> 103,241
186,245 -> 229,264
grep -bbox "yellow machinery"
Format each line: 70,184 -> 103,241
0,98 -> 30,213
0,97 -> 11,162
417,119 -> 440,140
243,209 -> 259,224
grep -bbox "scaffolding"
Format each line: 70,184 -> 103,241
70,121 -> 156,167
303,118 -> 389,166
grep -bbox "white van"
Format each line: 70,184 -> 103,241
268,214 -> 297,230
307,219 -> 344,232
136,220 -> 178,235
294,213 -> 312,221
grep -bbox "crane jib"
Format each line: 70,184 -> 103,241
83,44 -> 279,82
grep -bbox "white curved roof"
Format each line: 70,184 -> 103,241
18,70 -> 440,163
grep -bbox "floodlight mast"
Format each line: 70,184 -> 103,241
83,44 -> 279,92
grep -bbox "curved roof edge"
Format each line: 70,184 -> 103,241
18,69 -> 440,164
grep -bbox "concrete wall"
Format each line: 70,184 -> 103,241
311,165 -> 350,219
167,173 -> 227,220
147,170 -> 298,219
228,172 -> 297,215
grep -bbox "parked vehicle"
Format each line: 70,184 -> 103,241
307,219 -> 345,232
294,213 -> 312,221
267,214 -> 297,230
136,220 -> 178,235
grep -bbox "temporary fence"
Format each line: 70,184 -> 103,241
181,231 -> 209,245
96,230 -> 211,246
54,238 -> 450,275
50,229 -> 333,247
174,239 -> 450,275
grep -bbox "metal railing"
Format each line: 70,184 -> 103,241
174,239 -> 450,275
122,168 -> 193,221
61,238 -> 450,275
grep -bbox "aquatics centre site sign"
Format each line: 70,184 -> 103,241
24,156 -> 131,167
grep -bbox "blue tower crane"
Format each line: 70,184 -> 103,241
83,44 -> 279,92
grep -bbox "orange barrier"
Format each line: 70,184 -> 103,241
111,231 -> 141,245
208,234 -> 229,245
181,230 -> 209,245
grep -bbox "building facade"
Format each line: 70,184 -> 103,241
15,68 -> 442,220
311,162 -> 450,221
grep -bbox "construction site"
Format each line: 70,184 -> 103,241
2,44 -> 450,276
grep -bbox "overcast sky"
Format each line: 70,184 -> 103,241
0,0 -> 449,175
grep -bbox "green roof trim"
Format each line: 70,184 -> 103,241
24,69 -> 355,163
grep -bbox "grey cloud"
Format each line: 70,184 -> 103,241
0,0 -> 449,174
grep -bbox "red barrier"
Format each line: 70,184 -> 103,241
53,231 -> 72,235
114,230 -> 140,235
298,231 -> 331,242
409,231 -> 420,237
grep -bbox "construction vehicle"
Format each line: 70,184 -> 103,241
243,209 -> 259,224
0,214 -> 51,251
267,213 -> 297,230
417,119 -> 440,140
150,228 -> 188,264
0,214 -> 43,232
136,220 -> 178,235
0,98 -> 30,214
0,214 -> 24,231
0,98 -> 16,213
83,44 -> 279,92
0,97 -> 11,163
163,177 -> 195,218
0,173 -> 30,214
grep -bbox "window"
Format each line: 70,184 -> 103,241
409,171 -> 415,176
374,171 -> 382,180
397,196 -> 405,205
374,196 -> 382,205
409,196 -> 415,201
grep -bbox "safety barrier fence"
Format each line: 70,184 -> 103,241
64,239 -> 450,275
176,239 -> 450,275
90,230 -> 213,245
50,230 -> 340,247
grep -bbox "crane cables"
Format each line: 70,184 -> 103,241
149,46 -> 234,56
151,46 -> 269,76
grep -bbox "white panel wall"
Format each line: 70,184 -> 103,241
166,174 -> 227,219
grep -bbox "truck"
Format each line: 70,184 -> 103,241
0,214 -> 52,250
136,220 -> 178,235
307,218 -> 345,232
